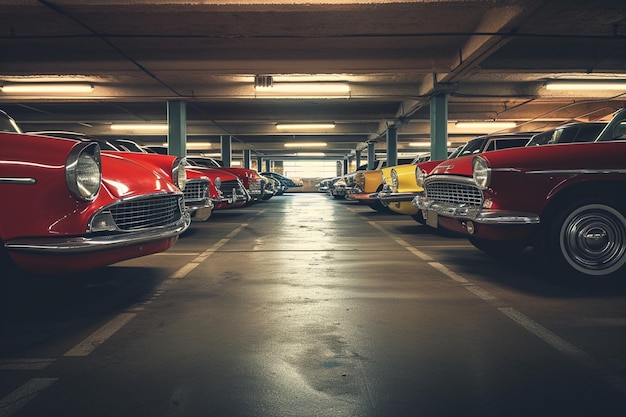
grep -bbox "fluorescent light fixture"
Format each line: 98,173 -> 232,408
284,142 -> 327,148
255,82 -> 350,98
455,121 -> 517,130
409,141 -> 451,147
276,123 -> 335,130
111,124 -> 168,131
545,80 -> 626,91
186,142 -> 212,150
0,83 -> 94,93
295,152 -> 326,157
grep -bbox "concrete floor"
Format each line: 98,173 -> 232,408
1,193 -> 625,417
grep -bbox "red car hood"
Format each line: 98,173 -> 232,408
429,155 -> 474,176
100,153 -> 180,198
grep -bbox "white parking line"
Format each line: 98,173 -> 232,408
368,220 -> 626,395
0,359 -> 55,371
0,378 -> 58,417
170,223 -> 249,278
63,312 -> 137,357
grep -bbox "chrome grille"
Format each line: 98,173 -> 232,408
184,179 -> 209,202
425,182 -> 483,207
109,195 -> 183,230
220,180 -> 241,198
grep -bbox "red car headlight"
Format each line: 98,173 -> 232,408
472,156 -> 491,190
66,142 -> 101,201
173,157 -> 187,191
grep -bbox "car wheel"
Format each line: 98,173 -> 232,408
547,201 -> 626,278
469,237 -> 527,257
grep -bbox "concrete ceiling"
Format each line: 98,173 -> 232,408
1,0 -> 626,159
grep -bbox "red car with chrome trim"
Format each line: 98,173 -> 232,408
413,108 -> 626,279
1,110 -> 191,274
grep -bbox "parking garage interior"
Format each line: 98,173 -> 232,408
2,1 -> 626,416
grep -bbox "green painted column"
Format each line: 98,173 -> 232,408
367,142 -> 376,170
430,93 -> 448,161
386,124 -> 398,166
167,100 -> 186,157
220,135 -> 232,167
243,149 -> 251,169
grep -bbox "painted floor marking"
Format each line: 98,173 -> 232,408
0,359 -> 55,371
170,223 -> 249,278
368,220 -> 626,395
0,378 -> 58,417
63,312 -> 137,357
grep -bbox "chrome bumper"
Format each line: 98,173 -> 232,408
5,214 -> 192,254
412,195 -> 540,225
378,191 -> 419,203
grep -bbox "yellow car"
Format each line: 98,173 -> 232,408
345,159 -> 413,211
378,155 -> 431,221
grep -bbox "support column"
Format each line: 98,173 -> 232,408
430,94 -> 448,161
265,160 -> 271,172
167,101 -> 186,157
386,124 -> 398,167
220,135 -> 232,167
256,156 -> 263,172
355,149 -> 362,169
343,158 -> 349,175
367,142 -> 376,170
243,149 -> 251,169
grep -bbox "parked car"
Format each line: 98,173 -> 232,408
379,134 -> 534,222
413,108 -> 626,279
28,131 -> 214,221
186,156 -> 269,202
1,110 -> 190,274
341,159 -> 412,203
260,171 -> 303,190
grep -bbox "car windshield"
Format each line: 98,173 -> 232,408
0,110 -> 22,133
597,120 -> 626,141
526,123 -> 607,146
188,157 -> 221,169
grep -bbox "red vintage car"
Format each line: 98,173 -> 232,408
413,108 -> 626,279
0,110 -> 191,274
186,156 -> 269,202
182,161 -> 250,211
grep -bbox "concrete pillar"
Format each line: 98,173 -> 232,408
256,156 -> 263,171
167,100 -> 186,157
386,124 -> 398,166
367,142 -> 376,170
355,149 -> 362,169
243,149 -> 251,169
265,160 -> 271,172
220,135 -> 232,167
430,94 -> 448,161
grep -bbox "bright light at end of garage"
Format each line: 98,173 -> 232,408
284,142 -> 327,148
